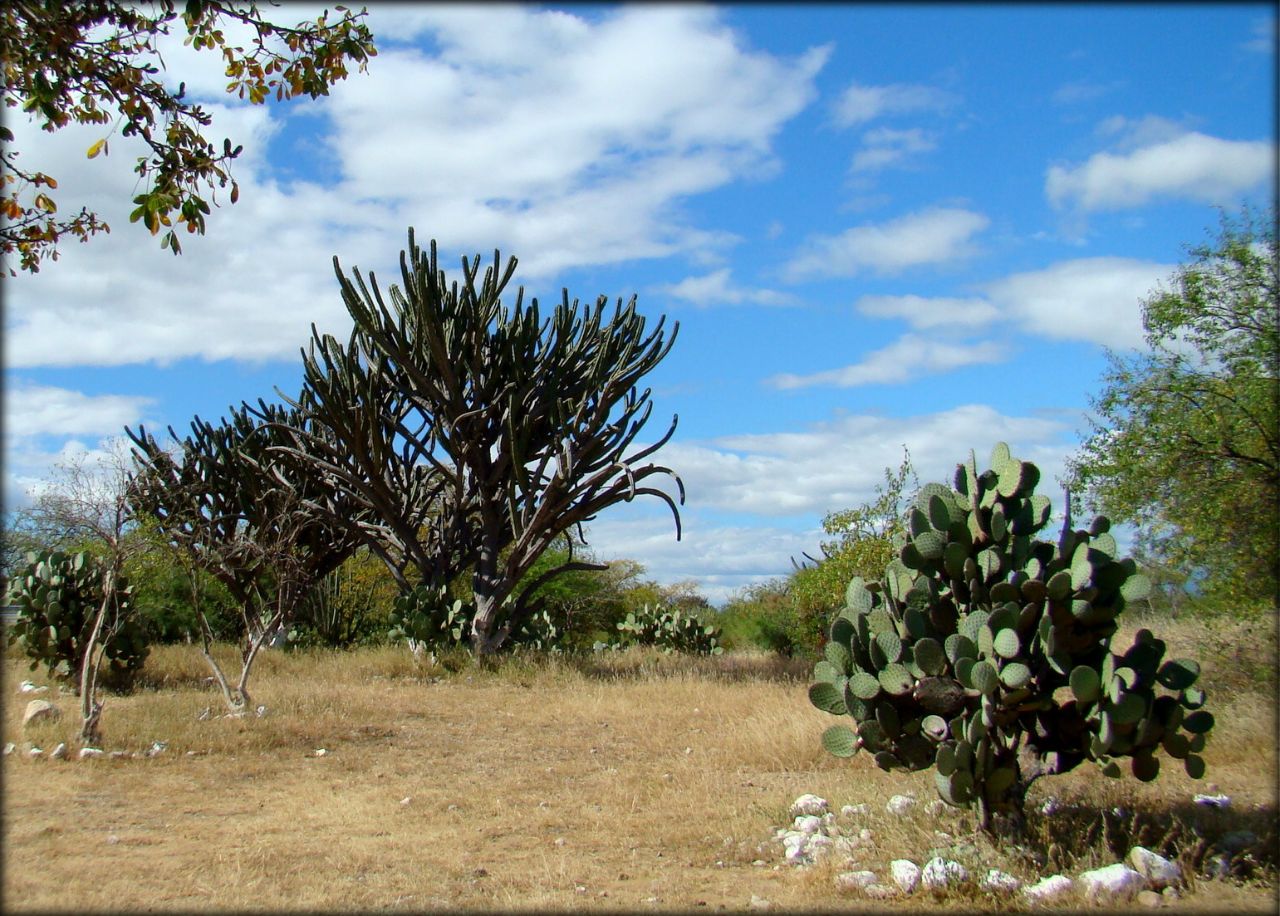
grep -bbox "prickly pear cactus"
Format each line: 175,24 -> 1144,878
388,583 -> 470,648
5,550 -> 148,692
615,603 -> 724,655
809,442 -> 1213,832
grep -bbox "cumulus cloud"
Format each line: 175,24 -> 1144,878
655,268 -> 796,307
849,127 -> 937,173
3,5 -> 830,369
4,383 -> 155,440
784,207 -> 989,280
832,81 -> 957,127
1046,130 -> 1274,212
854,294 -> 998,329
983,257 -> 1171,349
767,335 -> 1005,390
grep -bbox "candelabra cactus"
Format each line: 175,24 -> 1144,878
809,442 -> 1213,833
5,549 -> 148,692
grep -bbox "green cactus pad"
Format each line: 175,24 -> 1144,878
822,725 -> 859,758
824,640 -> 853,674
879,663 -> 914,696
993,628 -> 1021,658
809,681 -> 848,716
850,671 -> 882,700
1069,666 -> 1101,704
944,633 -> 978,664
845,577 -> 874,613
1183,710 -> 1214,734
1120,573 -> 1152,603
1184,754 -> 1206,779
876,630 -> 904,664
913,637 -> 947,676
1000,662 -> 1032,689
876,701 -> 901,738
922,715 -> 949,742
970,660 -> 999,695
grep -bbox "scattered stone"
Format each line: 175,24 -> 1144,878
255,705 -> 268,717
924,799 -> 948,817
748,894 -> 770,910
781,833 -> 810,865
834,870 -> 877,892
50,742 -> 68,760
885,793 -> 917,816
1193,793 -> 1231,808
1138,889 -> 1164,908
840,803 -> 869,819
858,827 -> 874,843
3,742 -> 15,756
979,869 -> 1022,894
106,834 -> 120,845
400,797 -> 412,807
863,884 -> 898,900
806,835 -> 835,860
28,747 -> 43,758
111,750 -> 129,759
1203,854 -> 1233,879
921,857 -> 968,891
19,680 -> 48,694
1079,863 -> 1146,902
22,699 -> 60,727
793,815 -> 822,836
1129,846 -> 1182,889
146,741 -> 168,758
1219,830 -> 1258,853
1162,886 -> 1180,900
820,812 -> 838,831
1040,796 -> 1061,816
312,748 -> 327,757
790,794 -> 829,817
1023,874 -> 1074,904
752,859 -> 765,867
554,837 -> 566,847
890,859 -> 921,894
79,747 -> 104,759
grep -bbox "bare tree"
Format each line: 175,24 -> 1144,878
274,230 -> 685,656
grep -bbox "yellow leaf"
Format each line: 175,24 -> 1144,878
86,139 -> 106,159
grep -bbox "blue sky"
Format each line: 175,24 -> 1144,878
4,4 -> 1275,604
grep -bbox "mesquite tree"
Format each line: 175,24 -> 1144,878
126,402 -> 362,711
276,229 -> 685,656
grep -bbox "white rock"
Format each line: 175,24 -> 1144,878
19,680 -> 47,694
863,884 -> 898,900
806,835 -> 835,860
890,859 -> 921,894
840,803 -> 869,819
50,742 -> 68,760
22,699 -> 60,727
834,870 -> 877,891
1193,793 -> 1231,808
748,894 -> 770,910
793,815 -> 823,836
1023,875 -> 1074,903
781,833 -> 809,865
1129,847 -> 1182,889
28,747 -> 43,758
1079,863 -> 1146,902
313,748 -> 327,757
146,741 -> 168,757
980,869 -> 1022,893
820,812 -> 838,831
79,747 -> 104,759
3,742 -> 15,755
921,857 -> 969,890
925,799 -> 948,817
1137,889 -> 1164,908
790,794 -> 829,817
858,827 -> 874,842
885,793 -> 917,816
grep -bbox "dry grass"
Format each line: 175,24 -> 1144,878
3,618 -> 1276,913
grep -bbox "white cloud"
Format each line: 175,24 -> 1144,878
784,207 -> 989,280
655,268 -> 796,307
3,383 -> 154,440
3,6 -> 830,369
768,334 -> 1006,390
849,127 -> 937,173
855,294 -> 998,329
1244,17 -> 1274,53
832,81 -> 956,127
983,257 -> 1172,349
1047,130 -> 1274,212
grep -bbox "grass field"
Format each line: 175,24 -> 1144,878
3,613 -> 1276,912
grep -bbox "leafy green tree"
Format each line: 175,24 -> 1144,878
716,578 -> 795,654
1,0 -> 375,273
789,449 -> 918,653
1066,209 -> 1278,608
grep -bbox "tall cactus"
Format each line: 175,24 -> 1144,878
810,442 -> 1213,834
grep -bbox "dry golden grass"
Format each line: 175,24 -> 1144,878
3,618 -> 1276,913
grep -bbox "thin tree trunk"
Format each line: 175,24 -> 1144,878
78,565 -> 117,746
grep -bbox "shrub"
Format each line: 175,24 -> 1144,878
5,549 -> 149,692
809,442 -> 1214,834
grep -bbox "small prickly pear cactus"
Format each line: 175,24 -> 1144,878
388,583 -> 470,648
5,550 -> 148,692
809,442 -> 1212,833
615,603 -> 724,655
